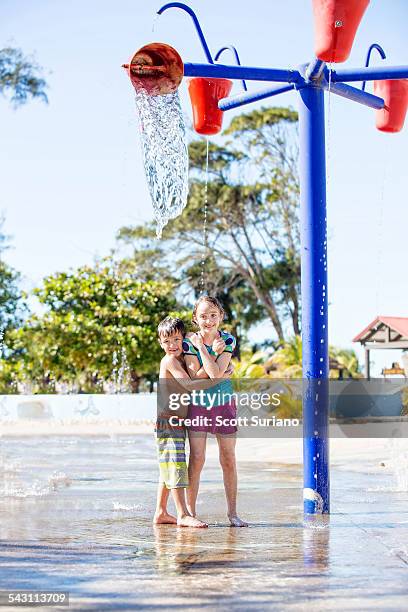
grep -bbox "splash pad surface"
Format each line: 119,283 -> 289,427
1,433 -> 408,609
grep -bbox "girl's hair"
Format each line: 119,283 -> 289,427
192,296 -> 225,326
157,316 -> 185,339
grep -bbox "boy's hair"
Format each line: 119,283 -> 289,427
192,295 -> 225,326
157,316 -> 186,339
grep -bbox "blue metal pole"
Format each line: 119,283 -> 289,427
332,65 -> 408,83
218,83 -> 296,111
183,62 -> 302,84
328,82 -> 384,109
298,84 -> 329,515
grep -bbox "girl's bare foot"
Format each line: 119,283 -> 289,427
177,514 -> 208,528
228,514 -> 248,527
153,511 -> 177,525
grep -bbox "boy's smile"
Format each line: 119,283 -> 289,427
159,332 -> 183,356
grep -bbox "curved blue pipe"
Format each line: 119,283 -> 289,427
214,46 -> 247,91
157,3 -> 214,64
362,43 -> 386,91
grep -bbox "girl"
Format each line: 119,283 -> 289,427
182,296 -> 248,527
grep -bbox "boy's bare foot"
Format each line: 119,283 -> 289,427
153,511 -> 177,525
177,514 -> 208,528
228,514 -> 248,527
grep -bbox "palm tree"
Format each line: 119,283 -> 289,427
266,335 -> 303,378
329,346 -> 361,378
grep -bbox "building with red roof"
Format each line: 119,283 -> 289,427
353,316 -> 408,378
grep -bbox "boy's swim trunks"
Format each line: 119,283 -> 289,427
156,419 -> 188,489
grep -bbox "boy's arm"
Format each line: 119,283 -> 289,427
165,357 -> 222,390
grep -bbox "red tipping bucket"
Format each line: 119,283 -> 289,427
312,0 -> 370,63
124,42 -> 183,96
374,80 -> 408,133
188,78 -> 233,135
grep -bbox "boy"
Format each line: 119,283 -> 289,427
154,316 -> 209,527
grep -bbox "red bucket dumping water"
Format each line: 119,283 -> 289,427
374,79 -> 408,133
312,0 -> 370,63
123,42 -> 183,96
188,78 -> 233,135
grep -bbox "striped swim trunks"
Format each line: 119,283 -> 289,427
156,420 -> 188,489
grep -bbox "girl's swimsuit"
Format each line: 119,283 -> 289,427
182,331 -> 237,435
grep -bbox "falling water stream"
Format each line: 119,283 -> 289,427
134,87 -> 189,237
200,138 -> 210,294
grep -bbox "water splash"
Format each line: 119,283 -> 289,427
107,348 -> 130,394
0,396 -> 9,418
113,501 -> 145,511
134,87 -> 189,237
200,138 -> 210,294
49,471 -> 72,489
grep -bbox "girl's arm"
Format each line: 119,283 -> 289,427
183,335 -> 232,380
195,335 -> 232,379
183,335 -> 215,380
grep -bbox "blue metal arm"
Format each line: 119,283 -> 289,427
362,43 -> 386,91
218,83 -> 297,111
183,62 -> 303,84
332,65 -> 408,83
214,46 -> 247,91
157,2 -> 214,64
304,58 -> 325,82
328,82 -> 384,109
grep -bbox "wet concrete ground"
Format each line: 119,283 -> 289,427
1,436 -> 408,610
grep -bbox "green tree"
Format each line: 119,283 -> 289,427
0,47 -> 47,107
10,260 -> 183,393
118,107 -> 300,342
0,218 -> 26,358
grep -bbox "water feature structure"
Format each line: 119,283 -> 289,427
124,1 -> 408,514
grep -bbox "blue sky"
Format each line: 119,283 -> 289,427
1,0 -> 407,374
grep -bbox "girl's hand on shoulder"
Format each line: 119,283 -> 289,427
212,336 -> 226,355
194,333 -> 205,350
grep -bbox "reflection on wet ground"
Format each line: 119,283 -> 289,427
0,436 -> 407,610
